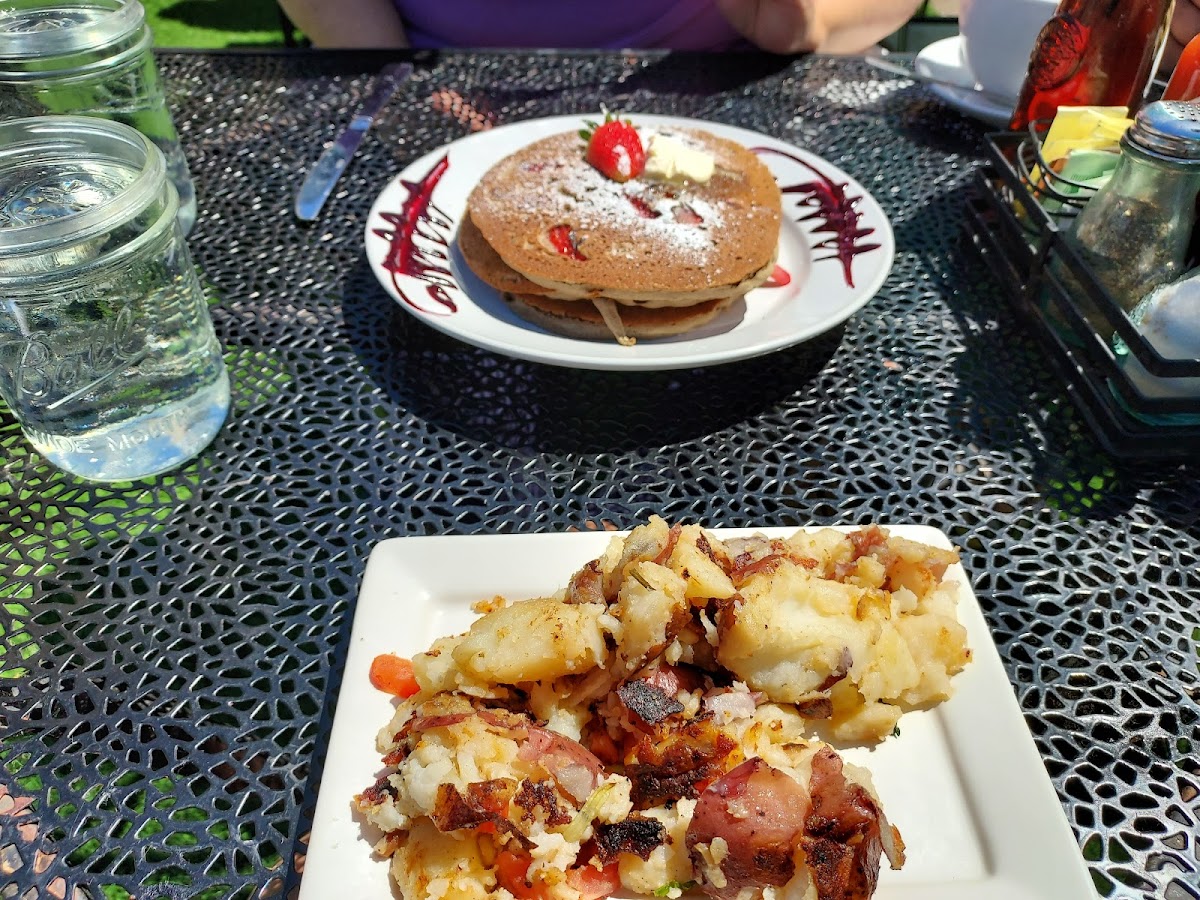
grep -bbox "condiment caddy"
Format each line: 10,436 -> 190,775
966,122 -> 1200,459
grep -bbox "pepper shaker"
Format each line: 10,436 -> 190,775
1067,101 -> 1200,322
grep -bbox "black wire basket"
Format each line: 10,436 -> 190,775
966,128 -> 1200,460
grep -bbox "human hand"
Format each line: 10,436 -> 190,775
1164,0 -> 1200,70
715,0 -> 824,54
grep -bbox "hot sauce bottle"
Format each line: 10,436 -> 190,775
1009,0 -> 1174,132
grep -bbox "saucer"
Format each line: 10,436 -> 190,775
915,35 -> 1015,128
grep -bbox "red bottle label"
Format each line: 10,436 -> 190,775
1027,14 -> 1091,91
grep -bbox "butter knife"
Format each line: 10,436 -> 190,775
295,61 -> 414,222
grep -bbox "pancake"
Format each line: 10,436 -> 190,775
466,127 -> 781,302
456,212 -> 553,296
503,292 -> 739,342
462,209 -> 777,306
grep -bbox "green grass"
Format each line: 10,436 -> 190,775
142,0 -> 289,48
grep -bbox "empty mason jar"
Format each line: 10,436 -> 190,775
0,0 -> 197,234
0,116 -> 229,482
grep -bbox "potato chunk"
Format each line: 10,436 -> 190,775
668,525 -> 736,601
612,561 -> 689,676
717,565 -> 873,701
391,820 -> 497,900
452,597 -> 607,684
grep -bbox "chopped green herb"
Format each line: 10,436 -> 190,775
654,881 -> 697,897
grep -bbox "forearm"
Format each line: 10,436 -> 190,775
716,0 -> 924,55
809,0 -> 925,53
278,0 -> 408,48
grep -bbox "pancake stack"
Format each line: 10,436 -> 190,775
459,125 -> 782,345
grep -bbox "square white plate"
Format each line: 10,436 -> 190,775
299,526 -> 1096,900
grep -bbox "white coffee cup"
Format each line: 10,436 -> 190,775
959,0 -> 1059,102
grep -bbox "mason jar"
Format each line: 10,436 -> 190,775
0,0 -> 197,234
0,116 -> 229,482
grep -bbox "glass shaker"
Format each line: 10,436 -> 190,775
0,116 -> 229,482
0,0 -> 197,234
1065,101 -> 1200,324
1113,270 -> 1200,425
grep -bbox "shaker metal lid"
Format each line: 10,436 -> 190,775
1127,101 -> 1200,161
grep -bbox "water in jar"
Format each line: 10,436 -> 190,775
0,141 -> 227,481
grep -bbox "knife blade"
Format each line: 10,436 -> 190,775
295,61 -> 414,222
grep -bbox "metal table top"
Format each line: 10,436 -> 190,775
0,48 -> 1195,900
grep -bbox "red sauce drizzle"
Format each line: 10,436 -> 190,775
752,147 -> 880,288
373,154 -> 457,315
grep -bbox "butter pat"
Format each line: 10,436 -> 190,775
644,134 -> 714,183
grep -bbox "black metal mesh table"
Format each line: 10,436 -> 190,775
0,48 -> 1196,900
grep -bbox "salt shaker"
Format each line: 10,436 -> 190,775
0,116 -> 229,482
1067,101 -> 1200,319
0,0 -> 197,234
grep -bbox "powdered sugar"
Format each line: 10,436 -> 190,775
503,146 -> 727,263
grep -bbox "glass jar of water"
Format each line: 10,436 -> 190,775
0,116 -> 229,482
0,0 -> 197,234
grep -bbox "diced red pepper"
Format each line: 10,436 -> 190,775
368,654 -> 420,698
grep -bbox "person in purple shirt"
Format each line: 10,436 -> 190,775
276,0 -> 927,54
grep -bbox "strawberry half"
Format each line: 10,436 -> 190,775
580,113 -> 646,183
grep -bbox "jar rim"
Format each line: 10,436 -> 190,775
0,0 -> 144,59
0,115 -> 168,259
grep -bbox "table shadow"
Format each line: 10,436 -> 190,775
340,259 -> 841,456
892,184 -> 1200,524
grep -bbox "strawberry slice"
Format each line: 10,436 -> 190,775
764,264 -> 791,287
672,202 -> 703,225
548,224 -> 587,260
581,112 -> 646,183
626,194 -> 662,219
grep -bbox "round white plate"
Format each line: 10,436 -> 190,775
915,36 -> 1015,128
364,114 -> 895,371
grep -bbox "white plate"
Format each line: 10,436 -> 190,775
364,115 -> 894,371
300,525 -> 1096,900
915,36 -> 1015,128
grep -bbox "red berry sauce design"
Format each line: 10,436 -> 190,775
373,154 -> 457,315
753,147 -> 880,288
